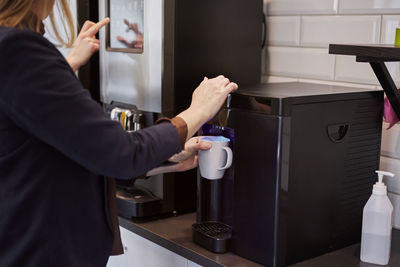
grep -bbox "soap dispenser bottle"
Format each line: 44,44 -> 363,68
360,170 -> 395,265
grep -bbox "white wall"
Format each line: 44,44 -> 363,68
263,0 -> 400,178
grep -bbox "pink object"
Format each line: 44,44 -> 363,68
384,88 -> 400,129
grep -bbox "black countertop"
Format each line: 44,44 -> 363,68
119,213 -> 400,267
292,230 -> 400,267
119,213 -> 261,267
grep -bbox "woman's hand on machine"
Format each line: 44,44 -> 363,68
177,76 -> 238,140
66,18 -> 110,72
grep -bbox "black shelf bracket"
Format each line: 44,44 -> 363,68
369,61 -> 400,119
329,44 -> 400,120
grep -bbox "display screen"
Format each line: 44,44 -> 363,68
107,0 -> 144,53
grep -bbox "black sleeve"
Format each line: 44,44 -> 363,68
0,29 -> 182,179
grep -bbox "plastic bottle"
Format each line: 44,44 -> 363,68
383,170 -> 400,229
360,170 -> 394,265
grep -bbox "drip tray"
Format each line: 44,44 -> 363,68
192,222 -> 232,253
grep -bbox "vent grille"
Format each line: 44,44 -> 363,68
336,100 -> 382,238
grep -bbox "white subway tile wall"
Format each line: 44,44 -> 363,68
297,78 -> 378,90
386,62 -> 400,84
300,16 -> 381,48
267,16 -> 300,47
267,47 -> 335,80
381,122 -> 400,160
380,156 -> 400,181
265,0 -> 338,15
262,0 -> 400,174
339,0 -> 400,15
261,75 -> 298,83
381,16 -> 400,44
334,55 -> 379,84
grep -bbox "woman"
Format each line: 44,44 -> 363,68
0,0 -> 238,266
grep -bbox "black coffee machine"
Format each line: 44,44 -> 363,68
193,82 -> 384,266
98,0 -> 264,218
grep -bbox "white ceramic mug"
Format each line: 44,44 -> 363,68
198,136 -> 233,180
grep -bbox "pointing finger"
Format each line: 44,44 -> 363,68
85,17 -> 110,37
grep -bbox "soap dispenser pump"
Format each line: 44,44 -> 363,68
360,170 -> 395,265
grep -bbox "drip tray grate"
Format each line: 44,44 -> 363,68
192,222 -> 232,253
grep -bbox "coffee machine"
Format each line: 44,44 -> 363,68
98,0 -> 264,217
193,82 -> 384,266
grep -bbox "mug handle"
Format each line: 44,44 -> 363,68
218,147 -> 233,170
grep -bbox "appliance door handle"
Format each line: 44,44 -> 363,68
218,147 -> 233,170
261,12 -> 267,49
327,124 -> 349,143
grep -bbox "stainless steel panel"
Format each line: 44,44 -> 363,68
99,0 -> 163,113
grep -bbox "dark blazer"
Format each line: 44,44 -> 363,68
0,27 -> 182,267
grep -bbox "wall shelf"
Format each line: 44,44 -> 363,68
329,44 -> 400,119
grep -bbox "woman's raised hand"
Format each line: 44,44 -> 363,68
66,18 -> 110,71
177,76 -> 238,140
191,76 -> 238,121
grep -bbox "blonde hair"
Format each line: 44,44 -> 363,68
0,0 -> 76,47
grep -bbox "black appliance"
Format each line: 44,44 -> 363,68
193,82 -> 384,266
96,0 -> 264,218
